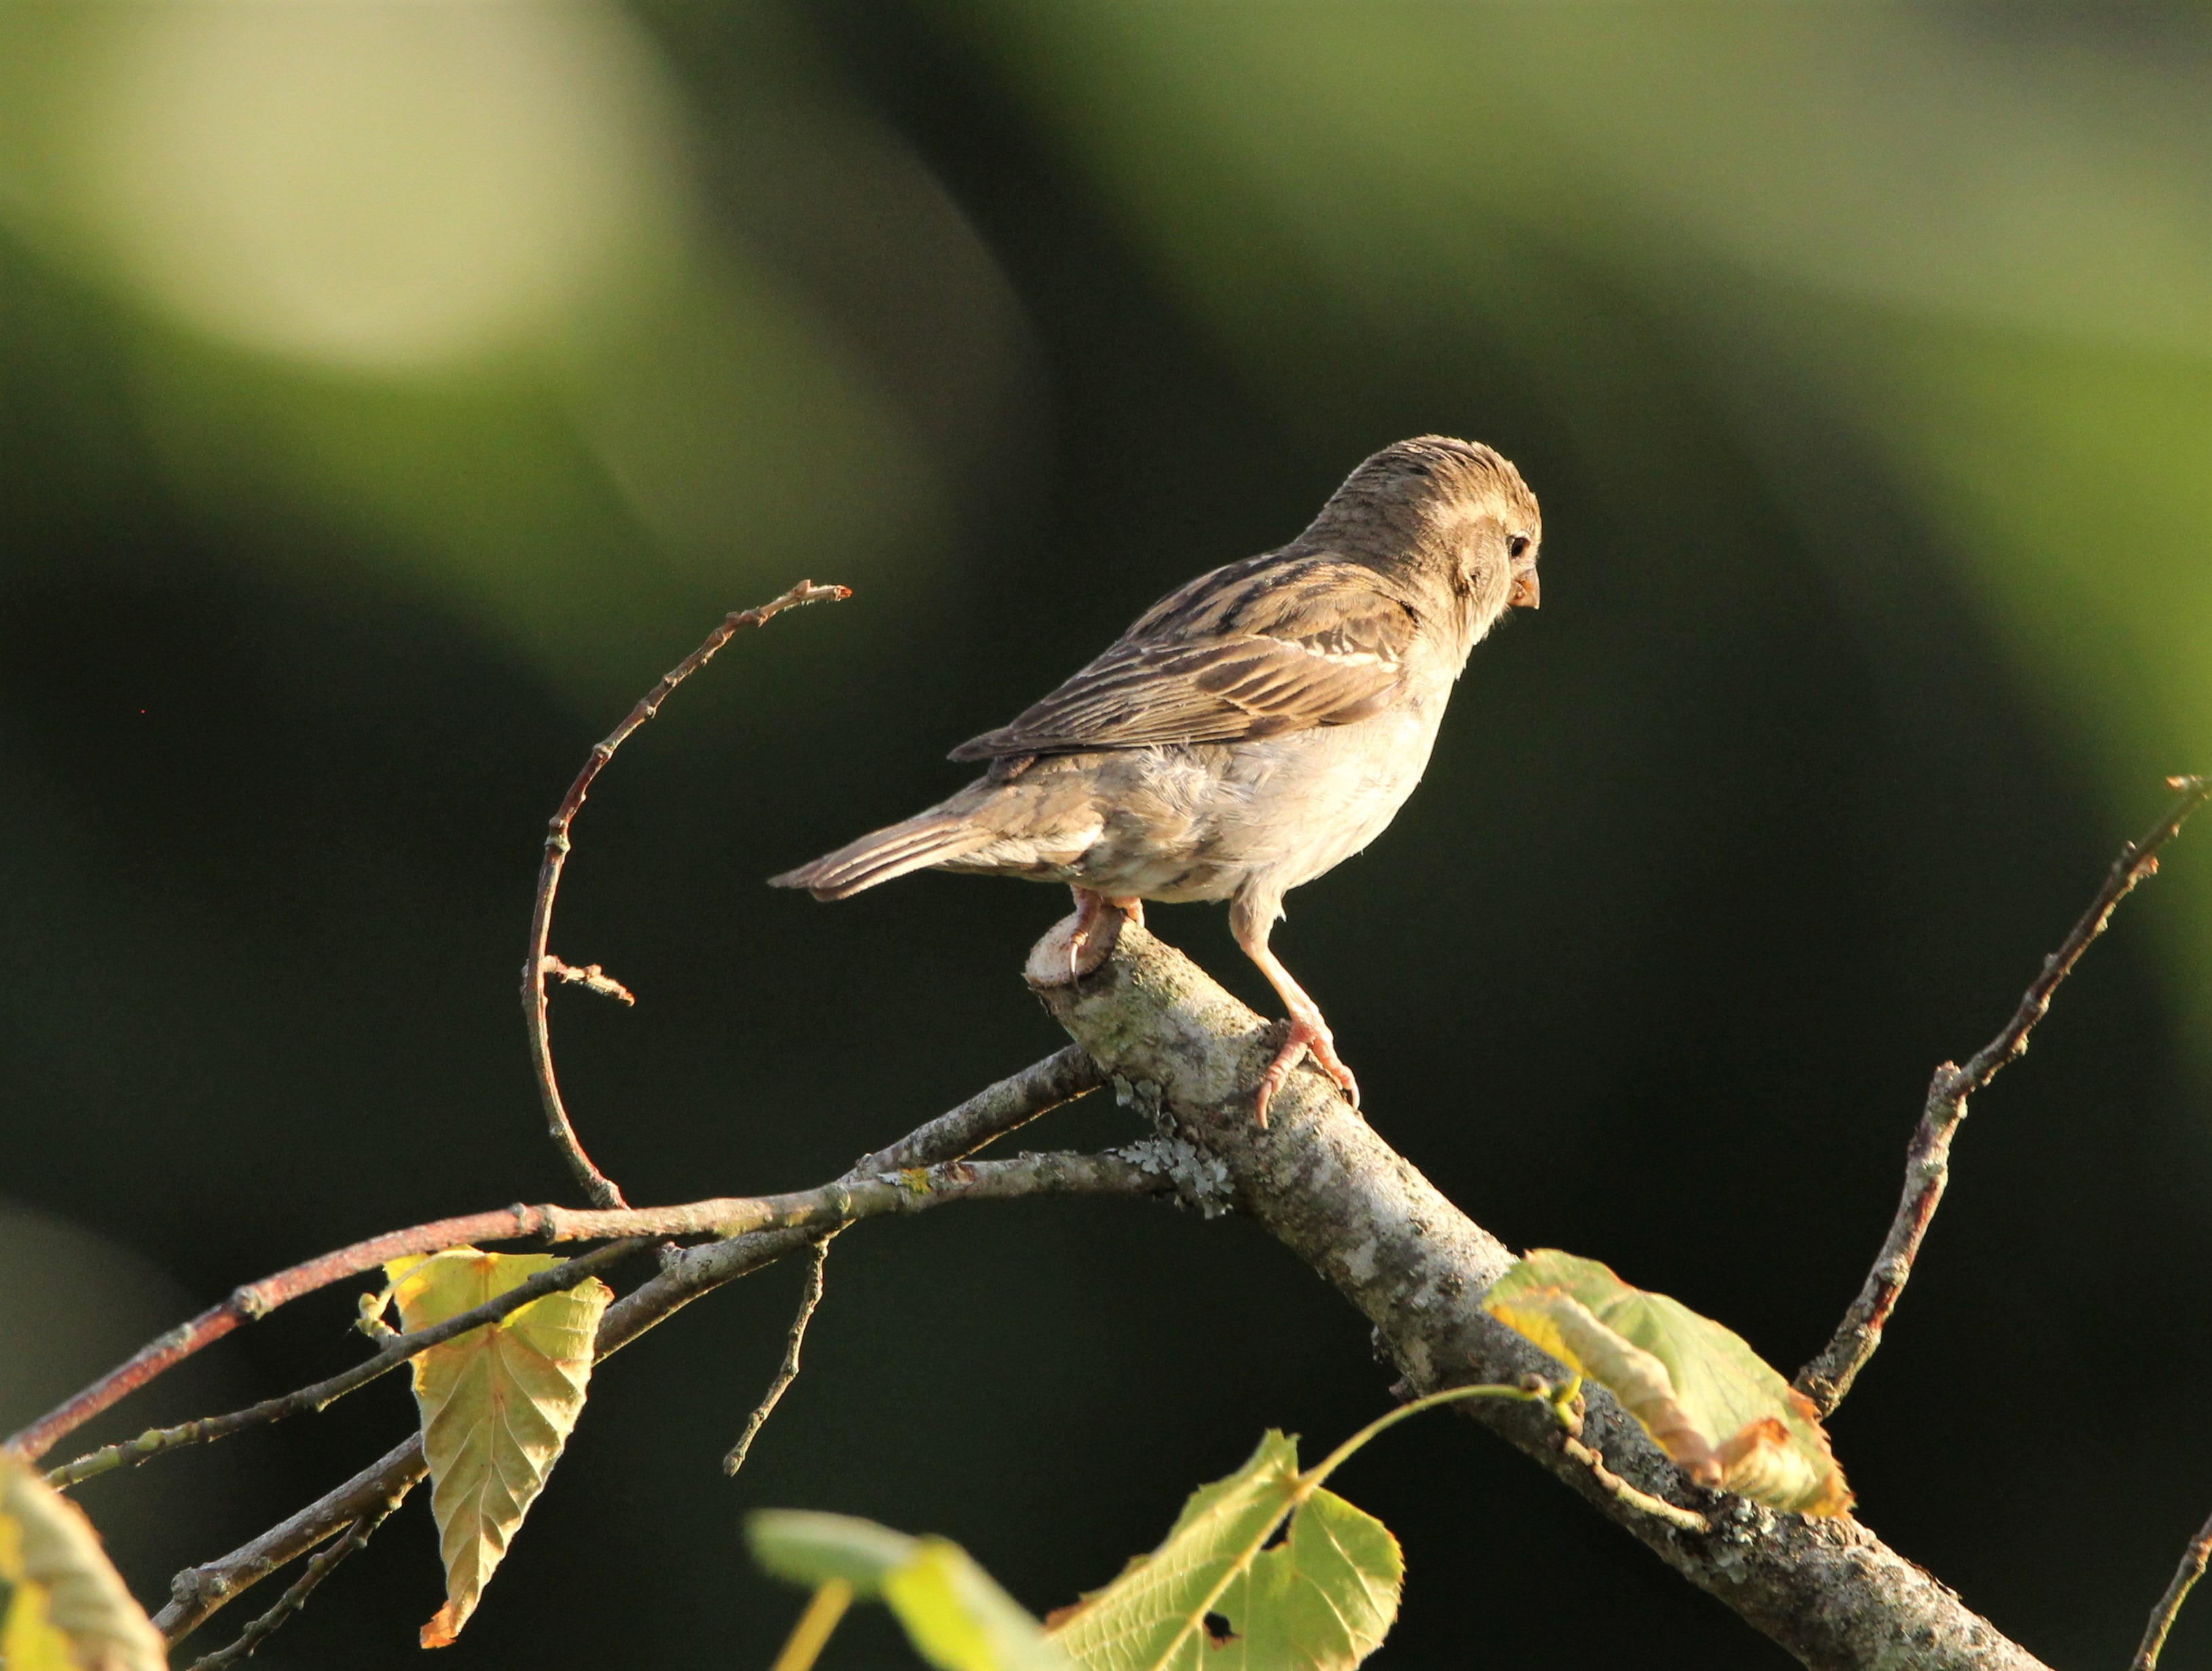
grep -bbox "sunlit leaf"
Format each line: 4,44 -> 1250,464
747,1511 -> 1063,1671
1483,1249 -> 1851,1515
375,1247 -> 613,1647
0,1454 -> 166,1671
1046,1431 -> 1402,1671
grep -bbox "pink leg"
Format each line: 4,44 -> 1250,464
1230,898 -> 1358,1126
1026,888 -> 1138,988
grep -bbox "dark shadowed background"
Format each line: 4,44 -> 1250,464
3,5 -> 2210,1667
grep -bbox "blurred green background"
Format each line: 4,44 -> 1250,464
3,4 -> 2209,1666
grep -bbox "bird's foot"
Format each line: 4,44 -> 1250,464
1023,891 -> 1137,988
1253,1016 -> 1360,1126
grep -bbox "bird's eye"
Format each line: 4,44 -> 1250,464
1506,533 -> 1532,560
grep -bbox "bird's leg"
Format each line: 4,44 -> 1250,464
1231,900 -> 1359,1125
1026,886 -> 1133,988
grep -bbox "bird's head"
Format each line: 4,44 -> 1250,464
1309,435 -> 1542,639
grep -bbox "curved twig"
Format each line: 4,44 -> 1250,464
525,579 -> 850,1209
1796,773 -> 2210,1414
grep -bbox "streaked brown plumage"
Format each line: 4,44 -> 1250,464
773,435 -> 1542,1121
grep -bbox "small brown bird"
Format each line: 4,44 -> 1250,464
773,435 -> 1542,1121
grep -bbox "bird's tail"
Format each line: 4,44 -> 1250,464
768,812 -> 995,900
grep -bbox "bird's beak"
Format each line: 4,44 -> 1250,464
1509,569 -> 1540,610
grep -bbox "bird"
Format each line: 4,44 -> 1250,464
772,435 -> 1542,1122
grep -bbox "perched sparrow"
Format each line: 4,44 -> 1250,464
773,435 -> 1542,1121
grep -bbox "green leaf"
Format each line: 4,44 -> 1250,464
747,1512 -> 1064,1671
0,1454 -> 166,1671
1483,1249 -> 1852,1515
750,1509 -> 921,1594
1046,1431 -> 1402,1671
373,1246 -> 613,1647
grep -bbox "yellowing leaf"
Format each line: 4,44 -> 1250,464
1483,1250 -> 1852,1515
1047,1431 -> 1402,1671
0,1454 -> 166,1671
375,1247 -> 613,1647
747,1511 -> 1064,1671
1205,1487 -> 1400,1670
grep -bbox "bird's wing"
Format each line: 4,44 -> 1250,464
949,556 -> 1421,760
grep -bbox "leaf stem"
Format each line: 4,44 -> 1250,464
769,1581 -> 853,1671
1299,1381 -> 1565,1492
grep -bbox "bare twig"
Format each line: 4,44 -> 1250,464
1797,774 -> 2210,1414
543,958 -> 636,1005
54,1154 -> 1148,1488
725,1234 -> 835,1476
8,1206 -> 632,1465
593,1045 -> 1110,1361
10,1045 -> 1102,1468
47,1240 -> 650,1488
2134,1504 -> 2212,1671
156,1435 -> 429,1645
183,1497 -> 402,1671
525,579 -> 851,1210
1556,1431 -> 1710,1533
147,1048 -> 1108,1643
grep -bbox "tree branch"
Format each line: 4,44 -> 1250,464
2134,1502 -> 2212,1671
155,1433 -> 429,1644
181,1495 -> 403,1671
724,1234 -> 835,1476
1032,920 -> 2051,1671
46,1240 -> 653,1488
1796,773 -> 2210,1414
148,1046 -> 1109,1644
7,1044 -> 1104,1468
525,578 -> 851,1209
52,1152 -> 1155,1490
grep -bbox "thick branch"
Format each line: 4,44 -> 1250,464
525,579 -> 850,1208
1797,773 -> 2209,1414
1033,922 -> 2048,1671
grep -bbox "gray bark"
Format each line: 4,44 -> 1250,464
1031,922 -> 2044,1671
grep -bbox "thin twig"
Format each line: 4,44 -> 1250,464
1557,1433 -> 1710,1533
57,1153 -> 1148,1489
147,1049 -> 1108,1644
183,1497 -> 401,1671
525,579 -> 850,1210
725,1235 -> 835,1477
9,1044 -> 1101,1467
2134,1504 -> 2212,1671
8,1204 -> 629,1465
1797,774 -> 2211,1414
543,958 -> 636,1005
156,1435 -> 429,1645
47,1241 -> 649,1489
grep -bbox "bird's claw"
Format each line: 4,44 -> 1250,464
1253,1016 -> 1359,1126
